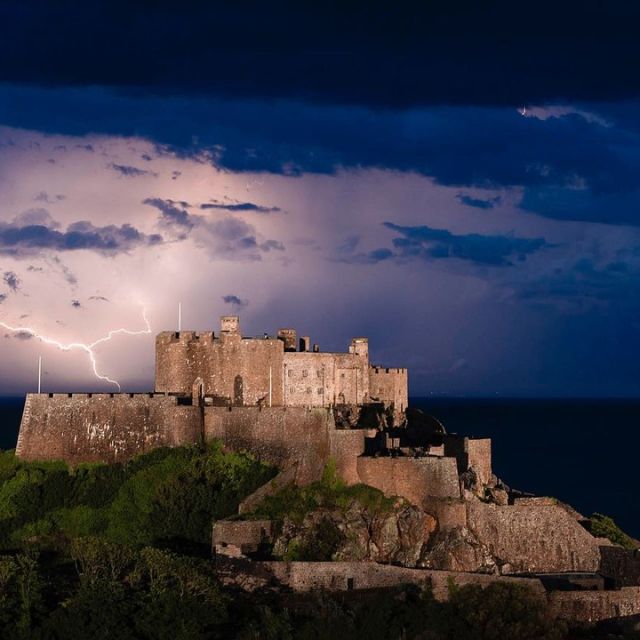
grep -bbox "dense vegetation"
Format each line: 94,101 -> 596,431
0,442 -> 274,552
589,513 -> 638,550
0,445 -> 631,639
250,459 -> 396,527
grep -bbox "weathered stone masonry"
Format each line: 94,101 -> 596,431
16,316 -> 400,468
17,392 -> 202,464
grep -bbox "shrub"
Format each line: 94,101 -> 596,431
249,460 -> 396,527
590,513 -> 637,550
430,581 -> 565,640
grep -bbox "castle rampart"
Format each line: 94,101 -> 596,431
466,501 -> 602,574
204,405 -> 365,484
17,392 -> 202,464
355,457 -> 462,507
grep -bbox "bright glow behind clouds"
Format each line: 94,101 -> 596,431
0,126 -> 639,397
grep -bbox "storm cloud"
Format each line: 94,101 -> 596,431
200,202 -> 281,214
0,211 -> 162,257
144,198 -> 284,260
340,224 -> 552,267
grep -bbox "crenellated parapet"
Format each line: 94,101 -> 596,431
369,365 -> 408,412
16,392 -> 203,464
155,316 -> 405,410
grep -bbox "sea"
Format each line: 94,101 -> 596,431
1,396 -> 639,536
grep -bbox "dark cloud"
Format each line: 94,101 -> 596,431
517,258 -> 640,307
3,271 -> 19,291
143,198 -> 193,230
49,256 -> 78,286
222,294 -> 248,309
5,85 -> 640,226
143,197 -> 284,260
27,265 -> 43,272
1,2 -> 640,107
34,191 -> 65,204
351,223 -> 551,267
201,202 -> 281,214
89,295 -> 109,302
109,163 -> 156,178
457,194 -> 501,210
0,211 -> 162,257
0,293 -> 6,304
71,299 -> 81,308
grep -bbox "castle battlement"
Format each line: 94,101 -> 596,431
155,316 -> 407,410
17,314 -> 407,465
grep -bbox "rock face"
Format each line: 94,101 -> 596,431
421,526 -> 497,573
272,501 -> 437,567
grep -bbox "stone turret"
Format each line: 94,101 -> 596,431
277,328 -> 297,352
221,315 -> 240,335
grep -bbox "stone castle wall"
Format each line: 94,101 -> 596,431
155,331 -> 285,406
282,351 -> 369,406
549,587 -> 640,623
356,457 -> 462,508
17,393 -> 202,464
216,556 -> 546,599
467,501 -> 602,573
444,436 -> 493,486
204,406 -> 365,484
155,318 -> 404,409
369,367 -> 408,412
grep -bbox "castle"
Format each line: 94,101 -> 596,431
15,315 -> 640,625
155,315 -> 407,411
16,315 -> 409,476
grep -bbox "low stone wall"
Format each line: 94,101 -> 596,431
16,393 -> 201,464
467,502 -> 601,573
204,406 -> 339,483
549,587 -> 640,623
238,466 -> 299,515
599,545 -> 640,587
212,520 -> 272,553
355,457 -> 461,510
216,558 -> 545,600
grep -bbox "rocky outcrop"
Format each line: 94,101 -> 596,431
272,500 -> 437,567
421,526 -> 497,573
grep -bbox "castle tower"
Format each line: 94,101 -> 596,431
277,328 -> 297,352
350,337 -> 369,358
221,315 -> 240,335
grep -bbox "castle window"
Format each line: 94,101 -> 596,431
288,369 -> 293,378
289,387 -> 295,395
317,388 -> 323,394
306,387 -> 312,394
302,370 -> 308,377
317,370 -> 322,378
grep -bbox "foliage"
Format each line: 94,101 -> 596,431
0,448 -> 587,639
590,513 -> 638,550
427,581 -> 566,640
0,442 -> 274,551
249,459 -> 396,526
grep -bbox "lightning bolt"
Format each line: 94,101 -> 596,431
0,308 -> 151,391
